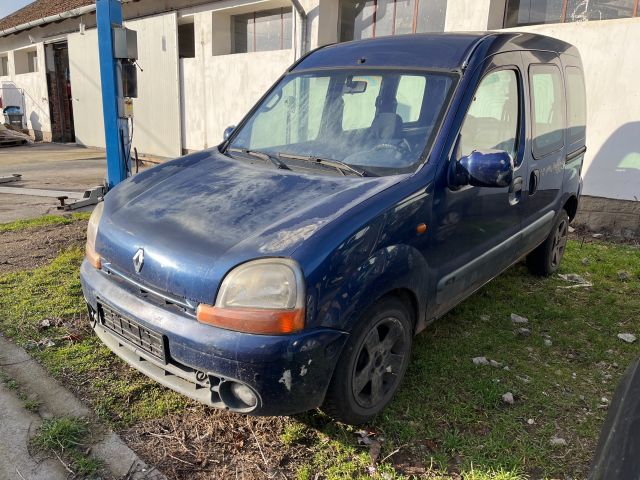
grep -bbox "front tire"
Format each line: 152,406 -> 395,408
526,209 -> 570,276
322,297 -> 413,425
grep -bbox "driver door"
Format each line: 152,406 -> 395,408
429,53 -> 526,316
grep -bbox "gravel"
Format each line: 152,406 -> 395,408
550,437 -> 568,447
515,327 -> 532,337
510,313 -> 529,324
502,392 -> 514,405
472,356 -> 490,366
617,333 -> 637,344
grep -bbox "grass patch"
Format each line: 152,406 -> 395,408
1,235 -> 639,478
32,417 -> 90,451
32,417 -> 103,476
23,398 -> 41,412
0,371 -> 19,390
0,213 -> 90,233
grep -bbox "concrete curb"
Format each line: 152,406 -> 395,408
0,334 -> 166,480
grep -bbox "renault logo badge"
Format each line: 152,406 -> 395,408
133,248 -> 144,273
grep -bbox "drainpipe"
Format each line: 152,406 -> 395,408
290,0 -> 307,57
0,5 -> 97,38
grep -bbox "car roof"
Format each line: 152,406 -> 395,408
291,32 -> 579,72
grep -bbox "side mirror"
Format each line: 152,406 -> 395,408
223,125 -> 236,141
454,150 -> 514,188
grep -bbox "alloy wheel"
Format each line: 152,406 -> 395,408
351,317 -> 408,409
551,218 -> 569,268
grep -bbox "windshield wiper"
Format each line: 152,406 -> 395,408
228,147 -> 291,171
277,152 -> 371,177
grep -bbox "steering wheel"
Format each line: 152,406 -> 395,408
372,138 -> 412,154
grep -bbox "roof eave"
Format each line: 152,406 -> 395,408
0,4 -> 96,39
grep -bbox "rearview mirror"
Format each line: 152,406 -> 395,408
454,150 -> 514,188
342,80 -> 368,95
223,125 -> 236,141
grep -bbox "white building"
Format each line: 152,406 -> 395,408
0,0 -> 638,234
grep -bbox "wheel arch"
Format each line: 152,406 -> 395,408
563,195 -> 579,222
318,244 -> 430,335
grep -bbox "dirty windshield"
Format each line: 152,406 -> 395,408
228,69 -> 455,176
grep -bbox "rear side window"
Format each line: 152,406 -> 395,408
529,64 -> 565,158
565,67 -> 586,149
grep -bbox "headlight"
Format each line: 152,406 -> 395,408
196,258 -> 305,335
85,201 -> 104,269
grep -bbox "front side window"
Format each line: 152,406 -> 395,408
458,70 -> 519,160
530,64 -> 565,158
229,69 -> 455,176
339,0 -> 447,42
232,8 -> 292,53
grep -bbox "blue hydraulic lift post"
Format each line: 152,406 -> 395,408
96,0 -> 128,189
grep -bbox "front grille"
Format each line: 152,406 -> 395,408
99,303 -> 166,362
100,263 -> 197,317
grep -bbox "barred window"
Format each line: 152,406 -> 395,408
339,0 -> 447,42
504,0 -> 638,27
232,8 -> 292,54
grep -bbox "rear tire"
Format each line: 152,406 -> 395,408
322,297 -> 413,425
526,209 -> 570,276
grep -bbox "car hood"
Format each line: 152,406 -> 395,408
96,150 -> 400,304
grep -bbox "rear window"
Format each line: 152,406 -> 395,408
529,64 -> 565,158
565,66 -> 586,149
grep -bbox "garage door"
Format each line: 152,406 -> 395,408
68,12 -> 182,159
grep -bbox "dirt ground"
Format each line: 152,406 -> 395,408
0,220 -> 87,273
124,410 -> 310,479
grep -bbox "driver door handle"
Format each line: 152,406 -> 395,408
509,176 -> 523,206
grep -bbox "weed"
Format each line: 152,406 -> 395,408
32,417 -> 90,451
31,417 -> 103,477
23,399 -> 41,412
0,371 -> 19,390
281,422 -> 307,445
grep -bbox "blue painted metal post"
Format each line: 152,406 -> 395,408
97,0 -> 128,189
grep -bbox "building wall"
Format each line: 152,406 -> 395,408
444,0 -> 506,31
499,18 -> 640,204
180,0 -> 297,151
0,42 -> 50,140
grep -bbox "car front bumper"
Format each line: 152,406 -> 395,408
80,259 -> 348,416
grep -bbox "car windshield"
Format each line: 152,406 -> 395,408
228,69 -> 455,176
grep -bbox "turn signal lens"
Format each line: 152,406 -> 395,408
85,201 -> 104,269
196,304 -> 305,335
85,243 -> 102,269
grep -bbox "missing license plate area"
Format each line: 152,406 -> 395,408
99,303 -> 166,362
